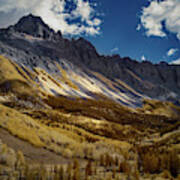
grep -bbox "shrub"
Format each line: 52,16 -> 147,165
142,153 -> 159,173
161,170 -> 172,179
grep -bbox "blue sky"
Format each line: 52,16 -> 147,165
87,0 -> 180,63
0,0 -> 180,64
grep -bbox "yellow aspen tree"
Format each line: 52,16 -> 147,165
59,166 -> 64,180
67,163 -> 72,180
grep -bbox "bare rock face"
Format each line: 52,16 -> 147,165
0,14 -> 180,103
5,14 -> 62,41
15,14 -> 53,38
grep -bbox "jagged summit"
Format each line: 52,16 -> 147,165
74,37 -> 97,51
7,14 -> 62,40
0,14 -> 168,65
14,14 -> 54,38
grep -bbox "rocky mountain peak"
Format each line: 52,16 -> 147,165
12,14 -> 62,40
72,37 -> 100,59
74,38 -> 96,50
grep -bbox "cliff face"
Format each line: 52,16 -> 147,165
0,14 -> 180,106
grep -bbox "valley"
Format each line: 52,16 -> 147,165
0,14 -> 179,180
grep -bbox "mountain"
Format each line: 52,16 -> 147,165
0,14 -> 180,179
0,14 -> 180,108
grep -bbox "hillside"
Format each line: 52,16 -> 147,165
0,55 -> 179,179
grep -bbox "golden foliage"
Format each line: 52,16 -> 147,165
138,147 -> 180,177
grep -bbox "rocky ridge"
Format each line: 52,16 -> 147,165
0,14 -> 180,105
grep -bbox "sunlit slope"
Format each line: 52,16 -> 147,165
137,99 -> 180,118
32,58 -> 144,107
0,55 -> 50,108
0,55 -> 26,82
0,53 -> 142,107
0,55 -> 38,95
2,55 -> 180,110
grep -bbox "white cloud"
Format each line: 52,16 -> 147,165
87,18 -> 101,26
136,24 -> 141,31
139,0 -> 180,40
72,0 -> 92,21
170,58 -> 180,65
141,55 -> 146,61
167,48 -> 178,56
0,0 -> 38,12
0,0 -> 101,36
111,47 -> 119,53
